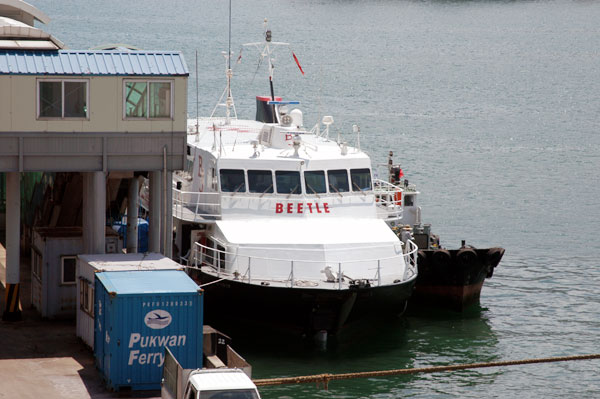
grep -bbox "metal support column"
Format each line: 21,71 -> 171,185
127,176 -> 140,253
165,171 -> 173,258
82,172 -> 106,254
90,172 -> 106,254
82,173 -> 91,254
148,171 -> 162,253
3,172 -> 21,321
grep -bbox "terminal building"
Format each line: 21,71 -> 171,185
0,0 -> 188,320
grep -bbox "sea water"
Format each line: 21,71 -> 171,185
41,0 -> 600,397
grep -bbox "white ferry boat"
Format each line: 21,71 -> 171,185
171,26 -> 418,335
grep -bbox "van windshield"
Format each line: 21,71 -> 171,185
199,389 -> 260,399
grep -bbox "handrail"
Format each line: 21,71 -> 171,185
172,190 -> 221,221
188,239 -> 418,289
373,178 -> 403,221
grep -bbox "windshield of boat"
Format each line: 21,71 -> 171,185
275,171 -> 301,194
199,389 -> 260,399
304,170 -> 327,194
328,169 -> 349,193
220,169 -> 246,193
351,168 -> 372,191
248,170 -> 273,193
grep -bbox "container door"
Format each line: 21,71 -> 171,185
94,279 -> 109,372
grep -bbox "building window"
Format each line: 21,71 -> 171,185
31,249 -> 43,281
38,80 -> 88,119
79,278 -> 94,317
124,80 -> 172,119
61,256 -> 77,285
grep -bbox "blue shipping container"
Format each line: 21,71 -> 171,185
94,270 -> 203,391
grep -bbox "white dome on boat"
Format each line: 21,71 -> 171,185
290,108 -> 303,128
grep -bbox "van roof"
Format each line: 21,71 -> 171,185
189,369 -> 257,392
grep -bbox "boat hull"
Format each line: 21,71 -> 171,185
188,269 -> 417,335
412,247 -> 504,310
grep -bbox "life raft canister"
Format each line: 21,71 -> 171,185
394,190 -> 402,206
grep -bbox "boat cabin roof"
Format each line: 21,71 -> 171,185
186,117 -> 370,166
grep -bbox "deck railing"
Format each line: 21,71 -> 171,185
173,190 -> 221,222
187,239 -> 418,289
172,187 -> 378,222
373,179 -> 404,222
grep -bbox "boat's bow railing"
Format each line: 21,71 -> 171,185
403,239 -> 418,281
187,239 -> 418,289
173,189 -> 221,222
373,179 -> 403,222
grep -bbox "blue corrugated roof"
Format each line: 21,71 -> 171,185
0,50 -> 189,76
97,270 -> 199,295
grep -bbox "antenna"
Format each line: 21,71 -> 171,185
243,19 -> 300,122
210,0 -> 237,123
353,124 -> 361,151
195,50 -> 199,134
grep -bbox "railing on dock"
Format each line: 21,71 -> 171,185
187,239 -> 418,289
373,179 -> 403,222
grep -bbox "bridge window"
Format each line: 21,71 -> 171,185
304,171 -> 326,194
327,170 -> 349,193
351,168 -> 372,191
219,169 -> 246,193
276,171 -> 301,194
248,170 -> 273,193
124,80 -> 172,119
38,80 -> 88,119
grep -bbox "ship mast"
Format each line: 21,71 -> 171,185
243,19 -> 293,119
210,0 -> 237,123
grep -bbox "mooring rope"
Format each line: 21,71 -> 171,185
253,353 -> 600,388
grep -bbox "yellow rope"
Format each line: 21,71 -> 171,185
253,353 -> 600,387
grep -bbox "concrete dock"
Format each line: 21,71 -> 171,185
0,239 -> 158,398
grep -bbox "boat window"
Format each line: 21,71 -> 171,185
327,170 -> 349,193
404,194 -> 414,207
204,238 -> 215,266
248,170 -> 273,193
350,168 -> 372,191
275,171 -> 301,194
304,171 -> 327,194
216,245 -> 226,271
219,169 -> 246,193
